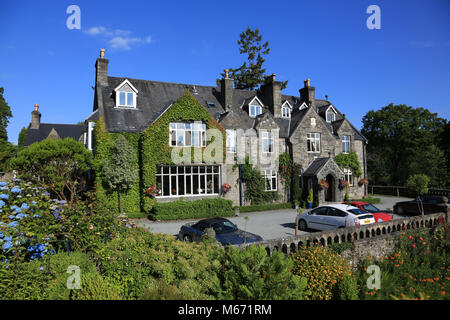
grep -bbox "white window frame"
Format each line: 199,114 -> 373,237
262,130 -> 274,154
343,167 -> 353,186
281,101 -> 292,118
342,135 -> 351,153
226,129 -> 237,153
250,104 -> 262,117
306,132 -> 320,153
325,105 -> 337,123
263,169 -> 277,191
155,165 -> 221,198
169,122 -> 206,147
114,79 -> 138,108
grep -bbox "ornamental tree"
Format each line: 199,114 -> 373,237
406,174 -> 429,216
102,134 -> 138,214
11,138 -> 92,205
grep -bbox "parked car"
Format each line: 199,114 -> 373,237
393,195 -> 449,216
178,217 -> 263,245
296,204 -> 375,231
346,201 -> 393,223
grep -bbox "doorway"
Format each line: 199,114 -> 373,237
325,174 -> 334,202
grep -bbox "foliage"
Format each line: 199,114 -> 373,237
150,198 -> 234,221
278,152 -> 293,194
291,245 -> 352,300
220,27 -> 287,90
0,87 -> 12,142
140,91 -> 226,213
234,156 -> 280,205
0,141 -> 16,172
334,152 -> 362,178
292,163 -> 302,203
17,127 -> 28,150
350,196 -> 381,204
333,274 -> 359,300
11,138 -> 92,205
361,103 -> 447,187
94,228 -> 222,300
355,224 -> 449,300
238,202 -> 293,213
93,119 -> 141,215
406,174 -> 429,197
307,188 -> 314,204
102,134 -> 138,214
215,245 -> 307,300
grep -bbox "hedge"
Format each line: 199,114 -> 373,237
238,202 -> 293,213
150,198 -> 234,221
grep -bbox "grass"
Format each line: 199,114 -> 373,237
351,196 -> 381,204
126,212 -> 149,219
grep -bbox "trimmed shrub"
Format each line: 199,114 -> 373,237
238,202 -> 293,213
150,198 -> 234,221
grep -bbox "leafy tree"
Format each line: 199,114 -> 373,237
0,87 -> 12,141
102,134 -> 138,214
17,127 -> 28,150
11,138 -> 92,205
221,27 -> 288,90
406,174 -> 429,216
0,141 -> 16,172
361,104 -> 447,187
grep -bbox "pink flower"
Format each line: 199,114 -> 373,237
412,244 -> 416,248
89,225 -> 94,230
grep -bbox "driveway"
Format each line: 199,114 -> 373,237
133,195 -> 414,241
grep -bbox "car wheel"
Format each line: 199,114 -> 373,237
298,219 -> 307,231
182,234 -> 192,242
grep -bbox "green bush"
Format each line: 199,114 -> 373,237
150,198 -> 234,221
238,202 -> 293,213
93,228 -> 221,299
214,245 -> 307,300
291,245 -> 352,300
333,275 -> 359,300
71,272 -> 123,300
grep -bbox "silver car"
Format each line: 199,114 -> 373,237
296,204 -> 375,231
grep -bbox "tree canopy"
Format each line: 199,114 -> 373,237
0,87 -> 12,141
221,27 -> 287,91
361,103 -> 448,187
11,138 -> 93,204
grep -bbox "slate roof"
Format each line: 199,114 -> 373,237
95,76 -> 366,142
24,123 -> 86,146
303,158 -> 330,176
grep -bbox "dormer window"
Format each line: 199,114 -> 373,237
246,96 -> 264,118
325,105 -> 337,123
250,105 -> 262,117
281,101 -> 292,118
114,79 -> 138,108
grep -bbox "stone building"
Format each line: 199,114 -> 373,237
24,104 -> 87,147
87,49 -> 368,206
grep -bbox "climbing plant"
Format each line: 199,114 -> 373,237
140,90 -> 226,212
334,152 -> 362,177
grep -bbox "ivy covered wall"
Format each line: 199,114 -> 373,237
93,91 -> 226,214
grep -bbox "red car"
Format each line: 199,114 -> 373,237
345,201 -> 393,223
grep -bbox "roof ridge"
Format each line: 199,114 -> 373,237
108,76 -> 217,89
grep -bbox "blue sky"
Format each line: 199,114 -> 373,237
1,0 -> 449,144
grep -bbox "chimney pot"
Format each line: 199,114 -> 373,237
34,104 -> 39,111
100,49 -> 105,59
325,94 -> 328,101
304,78 -> 310,87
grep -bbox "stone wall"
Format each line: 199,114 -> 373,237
234,212 -> 448,259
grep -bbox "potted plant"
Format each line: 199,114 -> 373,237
358,178 -> 368,187
222,183 -> 232,194
145,185 -> 159,198
307,188 -> 314,208
318,179 -> 329,190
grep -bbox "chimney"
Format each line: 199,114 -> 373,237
299,78 -> 315,106
260,73 -> 282,118
220,69 -> 233,111
95,48 -> 109,86
31,104 -> 41,129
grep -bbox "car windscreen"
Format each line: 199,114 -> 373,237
212,221 -> 238,234
361,204 -> 380,212
348,208 -> 370,216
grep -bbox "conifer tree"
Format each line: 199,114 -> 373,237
103,134 -> 138,214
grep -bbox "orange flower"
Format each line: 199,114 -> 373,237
440,291 -> 446,296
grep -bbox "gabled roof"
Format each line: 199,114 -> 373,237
24,123 -> 85,146
303,158 -> 330,176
